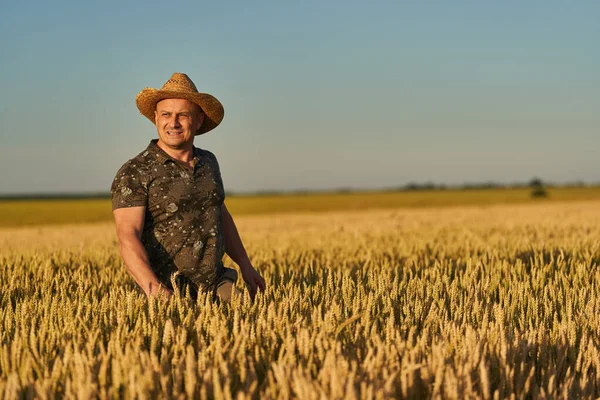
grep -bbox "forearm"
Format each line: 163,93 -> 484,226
221,205 -> 266,297
222,207 -> 251,269
118,236 -> 166,295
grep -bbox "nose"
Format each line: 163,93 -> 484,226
170,114 -> 182,127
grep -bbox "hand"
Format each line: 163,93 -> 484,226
148,282 -> 173,300
239,263 -> 266,301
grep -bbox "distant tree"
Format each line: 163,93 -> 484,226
460,182 -> 501,190
404,182 -> 421,191
402,182 -> 440,191
530,177 -> 548,198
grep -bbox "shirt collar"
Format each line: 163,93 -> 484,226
147,139 -> 202,165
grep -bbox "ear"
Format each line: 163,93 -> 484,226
194,108 -> 205,132
154,110 -> 158,125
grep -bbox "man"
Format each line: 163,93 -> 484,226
111,72 -> 265,302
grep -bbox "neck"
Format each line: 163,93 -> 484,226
156,140 -> 194,163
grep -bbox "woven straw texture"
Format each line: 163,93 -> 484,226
136,73 -> 224,135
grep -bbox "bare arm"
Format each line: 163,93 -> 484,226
222,203 -> 266,297
222,203 -> 252,268
113,206 -> 172,297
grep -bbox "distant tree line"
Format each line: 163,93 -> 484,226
386,178 -> 589,194
0,179 -> 597,200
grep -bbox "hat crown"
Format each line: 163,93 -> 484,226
161,72 -> 198,93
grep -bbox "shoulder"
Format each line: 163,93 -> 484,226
112,150 -> 158,194
197,148 -> 220,166
114,148 -> 156,177
111,153 -> 155,208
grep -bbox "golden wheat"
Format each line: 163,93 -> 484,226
1,201 -> 599,398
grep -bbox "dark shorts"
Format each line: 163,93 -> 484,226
172,266 -> 238,302
217,267 -> 238,287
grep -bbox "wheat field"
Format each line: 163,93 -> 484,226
3,187 -> 600,227
1,201 -> 600,398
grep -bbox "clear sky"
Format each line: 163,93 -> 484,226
1,0 -> 598,195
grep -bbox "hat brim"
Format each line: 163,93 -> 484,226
136,88 -> 224,135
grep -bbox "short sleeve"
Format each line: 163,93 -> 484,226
111,160 -> 148,210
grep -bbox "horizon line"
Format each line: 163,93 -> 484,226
1,179 -> 598,200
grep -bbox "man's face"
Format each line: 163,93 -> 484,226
154,98 -> 204,150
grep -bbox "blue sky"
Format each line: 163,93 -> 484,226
1,0 -> 598,194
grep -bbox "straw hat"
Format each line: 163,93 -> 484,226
136,72 -> 224,135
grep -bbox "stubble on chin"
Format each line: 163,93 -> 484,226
161,139 -> 185,150
159,134 -> 193,151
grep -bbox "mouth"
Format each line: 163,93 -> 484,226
167,131 -> 183,137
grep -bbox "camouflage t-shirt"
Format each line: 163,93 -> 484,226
111,139 -> 228,293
